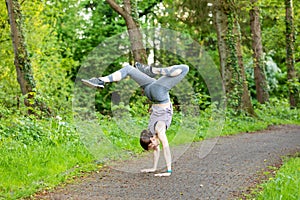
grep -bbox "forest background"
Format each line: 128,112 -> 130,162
0,0 -> 299,199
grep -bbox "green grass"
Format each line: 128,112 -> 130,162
0,140 -> 96,200
0,117 -> 97,199
253,156 -> 300,200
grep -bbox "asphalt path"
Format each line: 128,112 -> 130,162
36,125 -> 300,200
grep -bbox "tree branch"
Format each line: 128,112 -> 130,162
105,0 -> 127,18
123,0 -> 131,14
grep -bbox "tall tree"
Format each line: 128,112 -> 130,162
250,0 -> 269,104
5,0 -> 50,115
214,1 -> 227,86
221,0 -> 255,115
285,0 -> 299,108
235,18 -> 255,116
105,0 -> 147,63
6,0 -> 36,114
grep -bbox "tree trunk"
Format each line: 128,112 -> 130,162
214,2 -> 227,89
250,0 -> 269,103
222,0 -> 255,115
6,0 -> 36,113
106,0 -> 147,64
235,21 -> 255,116
6,0 -> 51,116
285,0 -> 299,108
250,0 -> 269,104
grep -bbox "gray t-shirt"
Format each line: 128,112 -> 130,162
148,104 -> 173,135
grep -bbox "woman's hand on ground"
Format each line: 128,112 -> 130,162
154,172 -> 172,177
141,168 -> 156,173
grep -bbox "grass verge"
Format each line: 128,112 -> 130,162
0,140 -> 96,200
247,155 -> 300,200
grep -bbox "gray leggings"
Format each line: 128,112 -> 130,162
114,64 -> 189,103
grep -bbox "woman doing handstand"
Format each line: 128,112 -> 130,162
81,62 -> 189,177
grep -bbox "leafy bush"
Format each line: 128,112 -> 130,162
245,53 -> 284,98
222,98 -> 300,135
0,115 -> 78,146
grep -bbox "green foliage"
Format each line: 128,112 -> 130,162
70,0 -> 126,65
96,113 -> 144,154
23,1 -> 78,115
0,116 -> 75,145
0,1 -> 20,109
224,8 -> 244,110
245,53 -> 283,97
0,1 -> 78,115
222,98 -> 300,135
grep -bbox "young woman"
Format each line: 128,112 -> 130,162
81,62 -> 189,177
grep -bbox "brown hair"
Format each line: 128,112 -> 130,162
140,129 -> 153,150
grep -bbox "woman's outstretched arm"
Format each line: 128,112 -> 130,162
140,146 -> 160,173
155,121 -> 172,177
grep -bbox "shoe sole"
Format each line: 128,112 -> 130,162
81,79 -> 104,88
